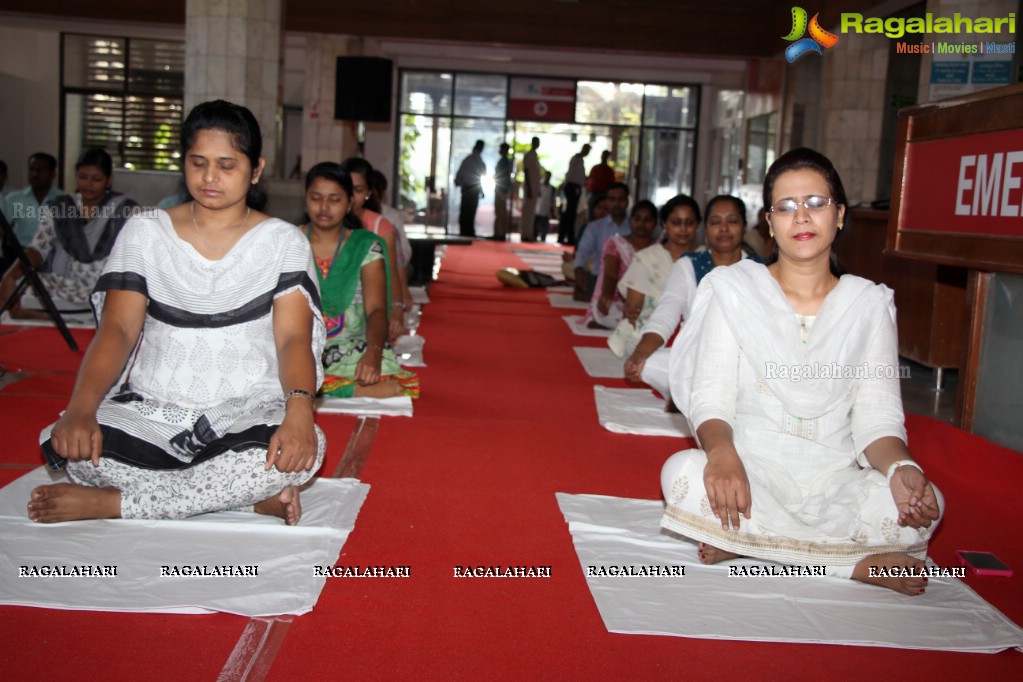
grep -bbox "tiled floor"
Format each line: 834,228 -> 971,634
900,359 -> 958,425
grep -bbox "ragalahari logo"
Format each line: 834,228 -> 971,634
783,7 -> 839,62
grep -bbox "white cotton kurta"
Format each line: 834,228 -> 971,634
40,211 -> 325,476
661,260 -> 940,566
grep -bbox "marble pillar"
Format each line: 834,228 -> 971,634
185,0 -> 283,176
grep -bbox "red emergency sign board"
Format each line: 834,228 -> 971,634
888,83 -> 1023,274
900,129 -> 1023,237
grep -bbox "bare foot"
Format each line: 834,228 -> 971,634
354,379 -> 404,398
26,483 -> 121,523
853,553 -> 928,595
254,486 -> 302,526
698,541 -> 741,565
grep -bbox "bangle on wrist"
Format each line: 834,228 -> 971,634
391,302 -> 406,310
886,459 -> 922,482
284,389 -> 314,403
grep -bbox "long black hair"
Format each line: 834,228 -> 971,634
659,194 -> 701,226
180,99 -> 267,211
704,195 -> 747,228
762,147 -> 848,276
303,161 -> 363,232
630,199 -> 657,221
75,148 -> 113,177
339,156 -> 381,213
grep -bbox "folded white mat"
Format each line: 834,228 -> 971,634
518,255 -> 562,265
594,385 -> 692,438
0,467 -> 369,617
548,293 -> 588,309
557,492 -> 1023,652
1,311 -> 95,329
316,395 -> 413,417
562,315 -> 612,337
394,334 -> 426,367
574,347 -> 624,378
409,286 -> 430,305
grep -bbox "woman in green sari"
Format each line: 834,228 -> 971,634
304,162 -> 419,399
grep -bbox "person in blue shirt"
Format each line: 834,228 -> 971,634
2,153 -> 62,249
572,182 -> 630,300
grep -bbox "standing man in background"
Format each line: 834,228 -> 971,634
493,142 -> 512,241
454,140 -> 486,237
520,137 -> 541,242
559,143 -> 590,245
586,150 -> 614,218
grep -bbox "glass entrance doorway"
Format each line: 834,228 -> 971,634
396,70 -> 699,236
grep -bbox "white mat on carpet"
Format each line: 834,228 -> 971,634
549,285 -> 573,293
574,347 -> 624,378
409,286 -> 430,305
594,385 -> 692,437
562,315 -> 612,337
316,395 -> 413,417
548,293 -> 588,309
1,311 -> 95,328
0,467 -> 369,617
556,492 -> 1023,652
394,334 -> 426,367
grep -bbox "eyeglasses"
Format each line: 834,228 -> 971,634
770,195 -> 834,214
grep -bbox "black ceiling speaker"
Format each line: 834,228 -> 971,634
335,57 -> 393,122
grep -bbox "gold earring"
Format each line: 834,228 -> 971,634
769,229 -> 774,238
837,222 -> 844,230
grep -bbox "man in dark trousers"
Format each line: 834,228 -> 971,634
454,140 -> 486,237
559,143 -> 590,245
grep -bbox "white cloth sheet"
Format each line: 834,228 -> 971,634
557,492 -> 1023,652
562,315 -> 612,337
548,293 -> 588,309
517,257 -> 564,275
1,311 -> 95,328
316,395 -> 413,417
394,334 -> 426,367
409,286 -> 430,305
594,385 -> 692,438
0,467 -> 369,617
574,347 -> 624,378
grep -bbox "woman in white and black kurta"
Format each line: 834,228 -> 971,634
660,148 -> 943,595
28,100 -> 325,525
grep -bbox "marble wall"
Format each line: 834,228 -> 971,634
184,0 -> 283,175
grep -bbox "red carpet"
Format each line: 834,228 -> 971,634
1,241 -> 1021,679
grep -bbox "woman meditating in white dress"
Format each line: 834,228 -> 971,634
27,100 -> 325,525
660,148 -> 943,595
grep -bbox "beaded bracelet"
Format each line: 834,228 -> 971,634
284,389 -> 315,403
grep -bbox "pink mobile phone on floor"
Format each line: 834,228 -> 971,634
956,550 -> 1013,577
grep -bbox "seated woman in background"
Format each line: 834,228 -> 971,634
624,194 -> 758,396
27,100 -> 324,525
0,148 -> 138,317
661,147 -> 942,594
608,194 -> 701,358
304,162 -> 420,400
582,199 -> 657,329
340,157 -> 413,339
